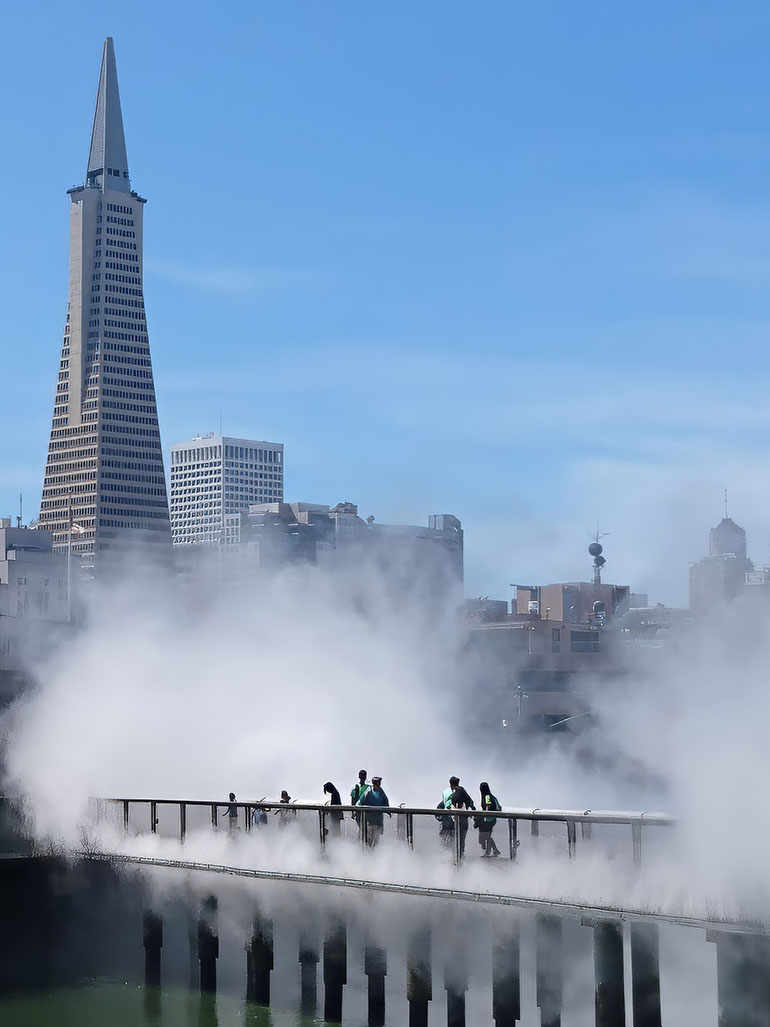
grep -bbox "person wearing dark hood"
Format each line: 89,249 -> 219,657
323,782 -> 344,836
477,781 -> 502,856
448,776 -> 475,859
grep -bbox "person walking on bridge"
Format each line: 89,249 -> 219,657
477,781 -> 502,857
357,775 -> 390,846
222,792 -> 239,834
448,776 -> 475,860
323,782 -> 344,837
350,769 -> 369,826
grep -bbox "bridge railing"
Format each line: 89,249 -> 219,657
95,798 -> 673,867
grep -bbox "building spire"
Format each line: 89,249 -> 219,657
87,37 -> 130,192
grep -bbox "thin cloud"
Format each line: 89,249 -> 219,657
145,259 -> 328,296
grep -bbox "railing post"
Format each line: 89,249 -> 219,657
150,801 -> 157,834
123,799 -> 130,832
179,802 -> 186,843
407,813 -> 414,850
454,811 -> 461,867
245,805 -> 252,833
360,808 -> 368,847
319,810 -> 327,851
210,804 -> 217,829
581,820 -> 592,841
567,820 -> 577,858
508,817 -> 518,860
632,821 -> 642,865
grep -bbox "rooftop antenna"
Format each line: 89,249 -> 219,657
588,522 -> 609,586
17,492 -> 22,529
724,487 -> 729,519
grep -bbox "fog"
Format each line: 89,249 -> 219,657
3,549 -> 770,929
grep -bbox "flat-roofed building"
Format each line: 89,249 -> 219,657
169,434 -> 284,544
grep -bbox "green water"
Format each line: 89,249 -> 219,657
0,981 -> 338,1027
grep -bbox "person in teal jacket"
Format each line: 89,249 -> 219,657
357,775 -> 390,846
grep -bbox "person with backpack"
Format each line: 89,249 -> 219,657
442,776 -> 476,860
350,769 -> 369,826
477,781 -> 502,857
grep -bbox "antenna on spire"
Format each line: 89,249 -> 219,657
724,488 -> 729,519
588,523 -> 609,586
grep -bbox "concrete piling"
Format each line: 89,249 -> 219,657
593,922 -> 624,1027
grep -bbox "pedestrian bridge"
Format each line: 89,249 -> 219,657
96,795 -> 673,867
3,796 -> 769,1025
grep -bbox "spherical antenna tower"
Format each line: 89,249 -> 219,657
588,526 -> 608,585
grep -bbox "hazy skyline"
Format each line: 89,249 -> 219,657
5,3 -> 770,603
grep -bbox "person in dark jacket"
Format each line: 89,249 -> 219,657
448,776 -> 475,859
477,781 -> 502,856
350,769 -> 369,825
323,781 -> 344,836
357,775 -> 390,846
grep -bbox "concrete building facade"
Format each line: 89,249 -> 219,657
0,522 -> 70,623
169,434 -> 284,544
514,582 -> 630,624
236,501 -> 464,580
38,39 -> 170,567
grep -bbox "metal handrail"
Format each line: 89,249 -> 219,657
100,798 -> 672,826
96,797 -> 673,867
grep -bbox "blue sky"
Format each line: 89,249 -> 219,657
4,2 -> 770,603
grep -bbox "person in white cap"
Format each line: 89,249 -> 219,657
357,775 -> 390,846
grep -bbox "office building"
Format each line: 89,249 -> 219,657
38,39 -> 170,566
514,582 -> 630,624
169,434 -> 284,544
689,515 -> 753,614
0,522 -> 69,622
237,501 -> 463,580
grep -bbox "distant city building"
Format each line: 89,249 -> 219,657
464,598 -> 510,623
615,603 -> 690,643
514,582 -> 630,624
742,568 -> 770,602
709,515 -> 749,562
38,39 -> 170,566
466,613 -> 619,731
689,515 -> 753,614
234,501 -> 463,580
0,522 -> 69,622
169,434 -> 284,544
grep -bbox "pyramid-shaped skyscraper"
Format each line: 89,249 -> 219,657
39,38 -> 171,566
